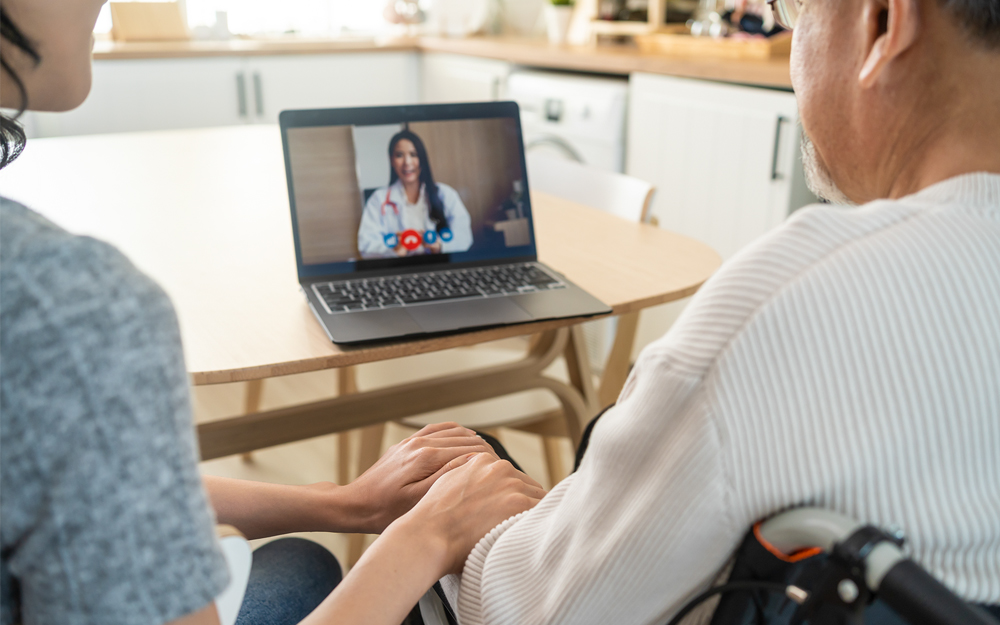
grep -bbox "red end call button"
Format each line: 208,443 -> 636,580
400,229 -> 422,251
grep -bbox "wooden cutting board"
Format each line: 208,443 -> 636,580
110,2 -> 190,42
635,28 -> 792,60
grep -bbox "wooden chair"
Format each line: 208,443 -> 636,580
240,368 -> 357,489
238,367 -> 369,566
523,154 -> 656,407
499,154 -> 656,479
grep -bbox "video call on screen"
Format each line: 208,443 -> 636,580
286,116 -> 532,269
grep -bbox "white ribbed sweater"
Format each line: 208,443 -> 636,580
454,173 -> 1000,625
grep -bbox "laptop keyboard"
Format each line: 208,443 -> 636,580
313,263 -> 565,314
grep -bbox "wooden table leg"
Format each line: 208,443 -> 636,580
240,379 -> 265,463
563,324 -> 599,443
597,310 -> 640,408
335,365 -> 375,567
542,436 -> 567,488
348,423 -> 385,567
336,367 -> 358,485
337,433 -> 352,486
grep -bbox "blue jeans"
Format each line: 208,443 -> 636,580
235,537 -> 343,625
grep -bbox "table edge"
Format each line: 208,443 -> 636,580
189,278 -> 710,385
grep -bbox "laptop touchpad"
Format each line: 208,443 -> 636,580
407,298 -> 532,333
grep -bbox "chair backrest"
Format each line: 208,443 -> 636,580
526,153 -> 656,224
215,525 -> 253,625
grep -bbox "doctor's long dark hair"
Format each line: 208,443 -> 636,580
387,130 -> 448,232
0,8 -> 40,170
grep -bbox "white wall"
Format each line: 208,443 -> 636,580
353,123 -> 403,191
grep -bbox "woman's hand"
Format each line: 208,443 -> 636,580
425,241 -> 442,254
343,422 -> 499,533
300,452 -> 542,625
397,452 -> 547,576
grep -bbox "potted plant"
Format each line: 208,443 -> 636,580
545,0 -> 574,44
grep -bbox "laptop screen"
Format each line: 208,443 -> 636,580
281,102 -> 536,279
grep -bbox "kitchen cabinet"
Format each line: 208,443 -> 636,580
626,72 -> 817,352
248,53 -> 419,124
420,53 -> 511,103
26,52 -> 420,138
627,72 -> 816,262
29,57 -> 246,137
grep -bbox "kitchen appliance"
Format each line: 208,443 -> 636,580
505,69 -> 629,172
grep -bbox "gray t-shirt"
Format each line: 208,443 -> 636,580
1,198 -> 228,625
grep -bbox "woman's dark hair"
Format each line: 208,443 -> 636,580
387,129 -> 448,233
940,0 -> 1000,48
1,8 -> 40,170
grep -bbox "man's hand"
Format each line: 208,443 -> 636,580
344,422 -> 499,533
396,452 -> 547,576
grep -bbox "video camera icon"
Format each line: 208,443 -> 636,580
400,229 -> 422,251
439,228 -> 453,242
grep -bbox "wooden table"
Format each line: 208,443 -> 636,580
0,125 -> 720,460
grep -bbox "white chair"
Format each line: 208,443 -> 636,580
490,154 -> 655,479
525,152 -> 656,225
214,525 -> 253,625
525,153 -> 655,409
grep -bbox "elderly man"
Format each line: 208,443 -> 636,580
450,0 -> 1000,623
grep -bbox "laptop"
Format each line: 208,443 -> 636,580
279,101 -> 611,344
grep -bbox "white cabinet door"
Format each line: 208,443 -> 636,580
626,73 -> 817,354
627,73 -> 816,262
247,52 -> 420,124
420,53 -> 510,103
29,57 -> 247,138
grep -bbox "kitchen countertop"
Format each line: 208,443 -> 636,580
92,35 -> 792,89
91,36 -> 418,59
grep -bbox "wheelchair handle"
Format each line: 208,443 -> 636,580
879,559 -> 1000,625
759,508 -> 999,625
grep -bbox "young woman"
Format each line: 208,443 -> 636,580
357,130 -> 473,259
0,3 -> 544,625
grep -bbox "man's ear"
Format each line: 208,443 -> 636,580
858,0 -> 921,87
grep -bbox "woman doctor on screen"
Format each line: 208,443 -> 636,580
358,130 -> 473,259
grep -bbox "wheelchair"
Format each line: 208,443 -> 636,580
670,508 -> 1000,625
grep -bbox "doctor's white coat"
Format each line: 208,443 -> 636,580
357,181 -> 473,259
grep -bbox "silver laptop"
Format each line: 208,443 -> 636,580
279,101 -> 611,344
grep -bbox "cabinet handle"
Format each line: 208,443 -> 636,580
771,115 -> 789,180
236,72 -> 248,118
253,72 -> 264,117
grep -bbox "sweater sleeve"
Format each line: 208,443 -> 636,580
452,201 -> 889,625
1,201 -> 229,625
455,349 -> 740,625
453,194 -> 953,624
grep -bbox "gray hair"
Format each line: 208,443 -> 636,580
939,0 -> 1000,47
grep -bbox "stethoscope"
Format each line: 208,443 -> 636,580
380,188 -> 406,248
381,188 -> 400,216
